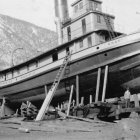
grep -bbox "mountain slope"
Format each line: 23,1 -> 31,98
0,14 -> 58,70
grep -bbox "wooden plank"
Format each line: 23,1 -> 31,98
90,95 -> 92,104
35,53 -> 70,121
35,86 -> 57,121
67,85 -> 74,116
0,97 -> 5,118
95,68 -> 101,103
58,111 -> 110,124
120,61 -> 140,71
80,97 -> 84,105
44,85 -> 47,94
68,115 -> 111,124
102,65 -> 108,102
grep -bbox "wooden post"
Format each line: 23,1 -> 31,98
45,85 -> 48,96
133,94 -> 140,107
95,68 -> 101,103
60,104 -> 63,110
90,95 -> 92,104
80,97 -> 84,105
0,97 -> 5,118
67,85 -> 74,116
40,85 -> 48,113
102,65 -> 108,102
115,105 -> 120,120
35,85 -> 59,121
76,75 -> 79,106
57,104 -> 60,110
72,99 -> 75,107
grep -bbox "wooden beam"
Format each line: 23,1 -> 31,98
58,110 -> 110,124
76,75 -> 79,106
90,95 -> 92,104
102,65 -> 108,102
0,97 -> 5,118
95,68 -> 101,103
120,61 -> 140,71
80,97 -> 84,105
44,85 -> 47,96
72,99 -> 75,106
35,52 -> 71,121
67,85 -> 74,116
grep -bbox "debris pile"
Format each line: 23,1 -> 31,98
20,101 -> 38,120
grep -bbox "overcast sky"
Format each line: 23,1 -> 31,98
0,0 -> 140,34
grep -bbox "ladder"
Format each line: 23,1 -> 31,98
103,14 -> 116,39
35,51 -> 71,121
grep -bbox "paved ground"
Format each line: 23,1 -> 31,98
0,117 -> 139,140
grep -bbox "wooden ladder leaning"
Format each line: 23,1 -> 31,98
35,51 -> 71,121
103,14 -> 116,39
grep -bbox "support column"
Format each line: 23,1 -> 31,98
67,85 -> 74,116
76,75 -> 79,106
45,85 -> 48,96
102,65 -> 108,102
95,68 -> 101,103
90,95 -> 92,104
81,97 -> 84,105
0,97 -> 5,118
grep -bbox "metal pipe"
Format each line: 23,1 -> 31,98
54,0 -> 69,45
55,18 -> 63,45
58,0 -> 69,21
54,0 -> 59,18
102,65 -> 108,102
54,0 -> 69,21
